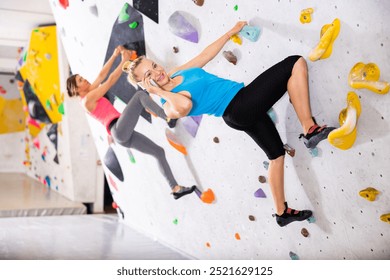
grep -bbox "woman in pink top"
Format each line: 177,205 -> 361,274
66,46 -> 196,200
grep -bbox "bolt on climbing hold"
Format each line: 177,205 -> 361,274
254,188 -> 266,198
267,108 -> 278,123
258,175 -> 266,183
301,228 -> 309,237
173,218 -> 178,225
348,62 -> 389,94
309,147 -> 318,157
328,92 -> 361,150
234,5 -> 238,11
235,233 -> 241,240
248,215 -> 256,221
230,34 -> 242,45
118,3 -> 130,23
173,46 -> 179,53
289,251 -> 299,260
283,144 -> 295,157
213,137 -> 219,143
223,50 -> 237,65
239,25 -> 261,42
309,18 -> 340,61
192,0 -> 204,6
359,187 -> 380,201
129,21 -> 139,29
380,213 -> 390,224
263,161 -> 269,170
201,189 -> 215,204
300,8 -> 314,24
307,216 -> 316,223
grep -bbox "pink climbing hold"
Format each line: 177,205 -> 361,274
27,117 -> 41,129
108,175 -> 118,191
32,137 -> 40,149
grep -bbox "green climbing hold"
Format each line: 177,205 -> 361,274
234,5 -> 238,11
46,100 -> 52,110
58,103 -> 64,115
129,21 -> 139,29
23,51 -> 27,62
173,218 -> 178,225
118,3 -> 130,23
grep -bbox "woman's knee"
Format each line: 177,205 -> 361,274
292,56 -> 308,75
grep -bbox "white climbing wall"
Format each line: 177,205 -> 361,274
50,0 -> 390,259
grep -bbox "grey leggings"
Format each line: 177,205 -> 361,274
110,90 -> 177,189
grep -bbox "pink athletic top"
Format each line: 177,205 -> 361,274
87,97 -> 120,135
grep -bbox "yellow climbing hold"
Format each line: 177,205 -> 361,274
328,92 -> 361,150
230,34 -> 242,45
300,8 -> 313,24
380,213 -> 390,224
309,18 -> 340,61
348,62 -> 389,94
359,187 -> 380,201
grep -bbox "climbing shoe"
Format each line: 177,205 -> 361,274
299,118 -> 335,149
172,185 -> 196,200
275,202 -> 313,227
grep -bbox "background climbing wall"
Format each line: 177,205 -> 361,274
50,0 -> 389,259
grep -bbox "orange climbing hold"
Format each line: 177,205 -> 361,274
165,128 -> 188,155
235,233 -> 241,240
201,188 -> 215,204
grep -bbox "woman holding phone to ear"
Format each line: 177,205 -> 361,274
66,45 -> 196,200
125,21 -> 336,226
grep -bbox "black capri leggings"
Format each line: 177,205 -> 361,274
223,55 -> 301,160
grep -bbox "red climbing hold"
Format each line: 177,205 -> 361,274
59,0 -> 69,9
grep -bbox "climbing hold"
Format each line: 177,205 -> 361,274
348,62 -> 389,94
58,103 -> 64,115
168,11 -> 199,43
263,161 -> 269,170
230,34 -> 242,45
289,251 -> 299,260
300,8 -> 314,24
206,242 -> 211,248
301,228 -> 309,237
309,18 -> 340,61
45,100 -> 52,110
182,116 -> 200,137
192,0 -> 204,6
359,187 -> 380,201
129,21 -> 139,29
89,5 -> 98,17
23,161 -> 31,167
27,117 -> 41,129
328,92 -> 361,150
173,46 -> 179,53
254,188 -> 266,198
108,175 -> 119,191
45,176 -> 51,188
33,137 -> 40,149
44,53 -> 51,60
213,137 -> 219,143
173,218 -> 178,225
223,50 -> 237,65
118,3 -> 130,23
283,144 -> 296,157
201,189 -> 215,204
234,5 -> 238,11
112,202 -> 119,209
104,147 -> 124,182
267,107 -> 278,123
309,147 -> 319,157
165,128 -> 188,155
0,86 -> 6,94
380,213 -> 390,224
235,233 -> 241,240
59,0 -> 69,9
239,25 -> 261,42
248,215 -> 256,221
258,175 -> 266,183
307,216 -> 316,223
126,149 -> 136,163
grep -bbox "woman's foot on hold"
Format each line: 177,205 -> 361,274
275,202 -> 313,227
172,185 -> 196,200
299,118 -> 335,149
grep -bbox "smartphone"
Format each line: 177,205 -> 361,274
137,79 -> 158,90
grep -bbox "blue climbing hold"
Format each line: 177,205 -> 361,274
239,25 -> 261,42
104,146 -> 124,182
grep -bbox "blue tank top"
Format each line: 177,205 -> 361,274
160,68 -> 244,116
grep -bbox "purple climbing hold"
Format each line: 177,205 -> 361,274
254,188 -> 266,198
194,186 -> 202,198
168,11 -> 199,43
191,115 -> 202,125
183,116 -> 200,137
